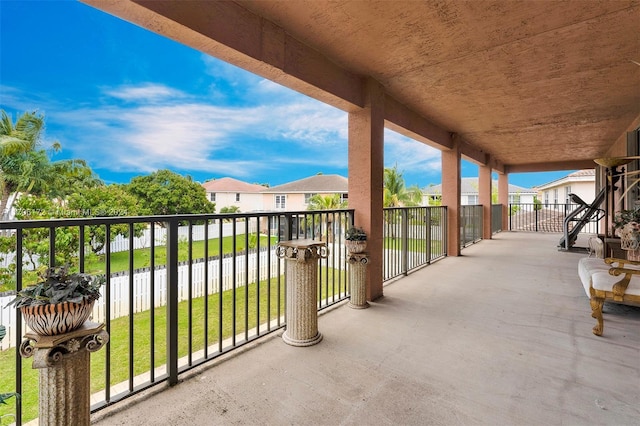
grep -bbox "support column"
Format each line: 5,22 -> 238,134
348,78 -> 384,300
479,164 -> 492,239
277,239 -> 327,347
19,322 -> 109,426
442,136 -> 461,256
498,173 -> 509,231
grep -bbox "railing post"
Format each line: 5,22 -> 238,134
535,206 -> 539,232
166,218 -> 179,386
402,209 -> 408,275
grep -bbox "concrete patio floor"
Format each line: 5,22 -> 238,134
92,232 -> 640,425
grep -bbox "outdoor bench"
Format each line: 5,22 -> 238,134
578,255 -> 640,336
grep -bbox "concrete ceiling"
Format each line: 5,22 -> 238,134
84,0 -> 640,173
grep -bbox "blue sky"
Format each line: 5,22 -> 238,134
0,1 -> 572,189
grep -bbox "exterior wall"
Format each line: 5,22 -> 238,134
539,180 -> 595,205
207,191 -> 264,212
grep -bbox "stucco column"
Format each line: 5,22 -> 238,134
498,172 -> 509,231
348,78 -> 384,300
479,164 -> 492,239
442,136 -> 461,256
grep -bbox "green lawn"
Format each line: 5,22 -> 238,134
0,234 -> 277,292
0,266 -> 348,424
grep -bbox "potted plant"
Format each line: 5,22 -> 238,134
6,265 -> 104,336
345,227 -> 367,253
0,324 -> 19,406
613,208 -> 640,260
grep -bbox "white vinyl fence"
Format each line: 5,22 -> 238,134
103,221 -> 258,254
0,245 -> 349,351
0,248 -> 277,350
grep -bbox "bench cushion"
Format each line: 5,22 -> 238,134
577,257 -> 640,297
578,258 -> 610,296
591,271 -> 640,296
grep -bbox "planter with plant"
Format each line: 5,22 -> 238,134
345,227 -> 367,253
6,265 -> 104,336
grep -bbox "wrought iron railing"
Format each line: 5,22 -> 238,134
491,204 -> 503,234
508,203 -> 600,234
382,206 -> 447,281
460,205 -> 483,248
0,209 -> 353,425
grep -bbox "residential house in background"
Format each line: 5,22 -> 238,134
423,178 -> 537,206
534,169 -> 596,206
201,177 -> 266,212
261,174 -> 348,211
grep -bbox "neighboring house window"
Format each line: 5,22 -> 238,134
304,193 -> 315,204
544,191 -> 549,206
553,189 -> 558,204
467,195 -> 478,205
275,195 -> 286,209
236,193 -> 240,202
340,193 -> 348,203
210,193 -> 216,202
565,186 -> 571,202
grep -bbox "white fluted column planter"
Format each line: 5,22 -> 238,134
348,252 -> 370,309
277,239 -> 328,347
20,322 -> 109,426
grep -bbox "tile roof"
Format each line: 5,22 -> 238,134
423,178 -> 535,195
201,177 -> 266,193
262,174 -> 348,193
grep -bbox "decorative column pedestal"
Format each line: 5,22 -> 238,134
348,252 -> 370,309
20,321 -> 109,426
277,239 -> 328,346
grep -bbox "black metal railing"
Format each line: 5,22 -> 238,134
491,204 -> 503,234
0,209 -> 353,425
460,205 -> 483,248
382,206 -> 447,281
508,203 -> 600,234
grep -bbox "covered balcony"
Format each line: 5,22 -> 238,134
89,232 -> 639,425
1,1 -> 638,424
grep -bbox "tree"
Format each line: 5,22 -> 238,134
67,185 -> 145,255
306,194 -> 347,240
125,169 -> 216,217
0,110 -> 49,219
0,110 -> 100,220
383,165 -> 423,207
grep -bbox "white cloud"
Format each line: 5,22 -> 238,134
384,129 -> 441,174
105,84 -> 187,102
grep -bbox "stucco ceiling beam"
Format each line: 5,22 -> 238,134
506,160 -> 596,173
384,97 -> 452,150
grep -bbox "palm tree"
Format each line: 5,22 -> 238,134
306,194 -> 347,241
383,164 -> 423,207
0,110 -> 43,156
0,110 -> 97,220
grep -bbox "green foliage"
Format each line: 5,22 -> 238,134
613,207 -> 640,230
220,206 -> 240,214
125,170 -> 216,217
533,196 -> 542,211
383,164 -> 422,207
67,185 -> 145,254
345,227 -> 367,241
6,265 -> 103,308
306,194 -> 346,210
